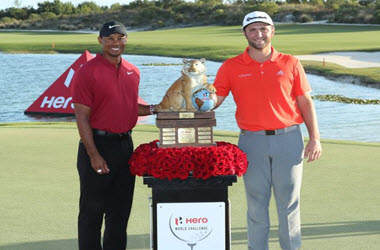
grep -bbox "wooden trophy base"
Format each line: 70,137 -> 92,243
156,111 -> 216,148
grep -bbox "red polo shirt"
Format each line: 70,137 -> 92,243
71,54 -> 140,133
214,47 -> 311,131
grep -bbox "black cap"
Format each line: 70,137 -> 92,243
99,21 -> 127,37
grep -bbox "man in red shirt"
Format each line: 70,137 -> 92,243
213,11 -> 322,250
71,21 -> 155,250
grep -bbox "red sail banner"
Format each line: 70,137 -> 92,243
25,51 -> 147,117
24,51 -> 93,116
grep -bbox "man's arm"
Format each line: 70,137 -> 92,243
213,96 -> 227,110
74,103 -> 109,174
296,93 -> 322,163
138,104 -> 155,116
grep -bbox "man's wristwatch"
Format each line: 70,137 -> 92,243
149,104 -> 156,115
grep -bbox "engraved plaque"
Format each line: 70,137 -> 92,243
179,112 -> 195,119
199,135 -> 211,140
163,128 -> 175,132
178,128 -> 195,143
156,111 -> 216,148
199,139 -> 212,144
163,136 -> 176,140
162,140 -> 176,145
198,127 -> 211,132
162,132 -> 176,136
198,131 -> 211,136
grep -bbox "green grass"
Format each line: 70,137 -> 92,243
0,123 -> 380,249
301,60 -> 380,86
1,24 -> 380,84
1,24 -> 380,58
126,24 -> 380,60
0,31 -> 98,53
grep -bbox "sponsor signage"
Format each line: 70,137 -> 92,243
24,51 -> 94,116
157,202 -> 225,250
24,51 -> 148,118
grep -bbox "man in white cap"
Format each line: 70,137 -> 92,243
213,11 -> 322,250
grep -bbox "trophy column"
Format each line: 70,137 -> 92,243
143,175 -> 237,250
133,111 -> 245,249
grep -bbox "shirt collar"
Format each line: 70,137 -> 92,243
242,46 -> 280,64
96,53 -> 123,69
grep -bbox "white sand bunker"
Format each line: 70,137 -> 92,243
296,52 -> 380,68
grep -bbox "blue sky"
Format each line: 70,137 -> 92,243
0,0 -> 133,10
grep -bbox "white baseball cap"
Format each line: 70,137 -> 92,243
242,11 -> 274,29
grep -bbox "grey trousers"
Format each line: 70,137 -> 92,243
238,125 -> 304,250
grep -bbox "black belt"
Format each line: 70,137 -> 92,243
241,125 -> 299,136
92,129 -> 132,139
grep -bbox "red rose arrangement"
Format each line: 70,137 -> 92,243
129,140 -> 248,180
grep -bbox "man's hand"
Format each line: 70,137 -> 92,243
304,139 -> 322,163
297,93 -> 322,163
90,153 -> 110,175
212,95 -> 226,110
74,103 -> 110,175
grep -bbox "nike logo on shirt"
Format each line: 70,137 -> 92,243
127,71 -> 134,75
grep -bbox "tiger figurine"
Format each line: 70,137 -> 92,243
154,58 -> 216,112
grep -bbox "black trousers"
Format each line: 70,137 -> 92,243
77,133 -> 135,250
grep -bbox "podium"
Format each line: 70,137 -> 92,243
144,175 -> 237,250
129,111 -> 247,249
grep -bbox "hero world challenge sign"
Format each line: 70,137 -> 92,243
157,202 -> 225,250
24,51 -> 93,116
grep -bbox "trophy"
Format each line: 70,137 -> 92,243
154,58 -> 218,148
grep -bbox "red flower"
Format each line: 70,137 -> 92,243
129,141 -> 248,180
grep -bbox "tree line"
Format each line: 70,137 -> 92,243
1,0 -> 379,31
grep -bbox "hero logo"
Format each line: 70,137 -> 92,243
174,216 -> 209,225
175,217 -> 183,225
40,96 -> 74,109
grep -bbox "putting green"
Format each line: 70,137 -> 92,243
0,123 -> 379,249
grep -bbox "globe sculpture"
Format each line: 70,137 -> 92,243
191,88 -> 217,111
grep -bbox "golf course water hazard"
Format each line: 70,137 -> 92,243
1,53 -> 379,142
